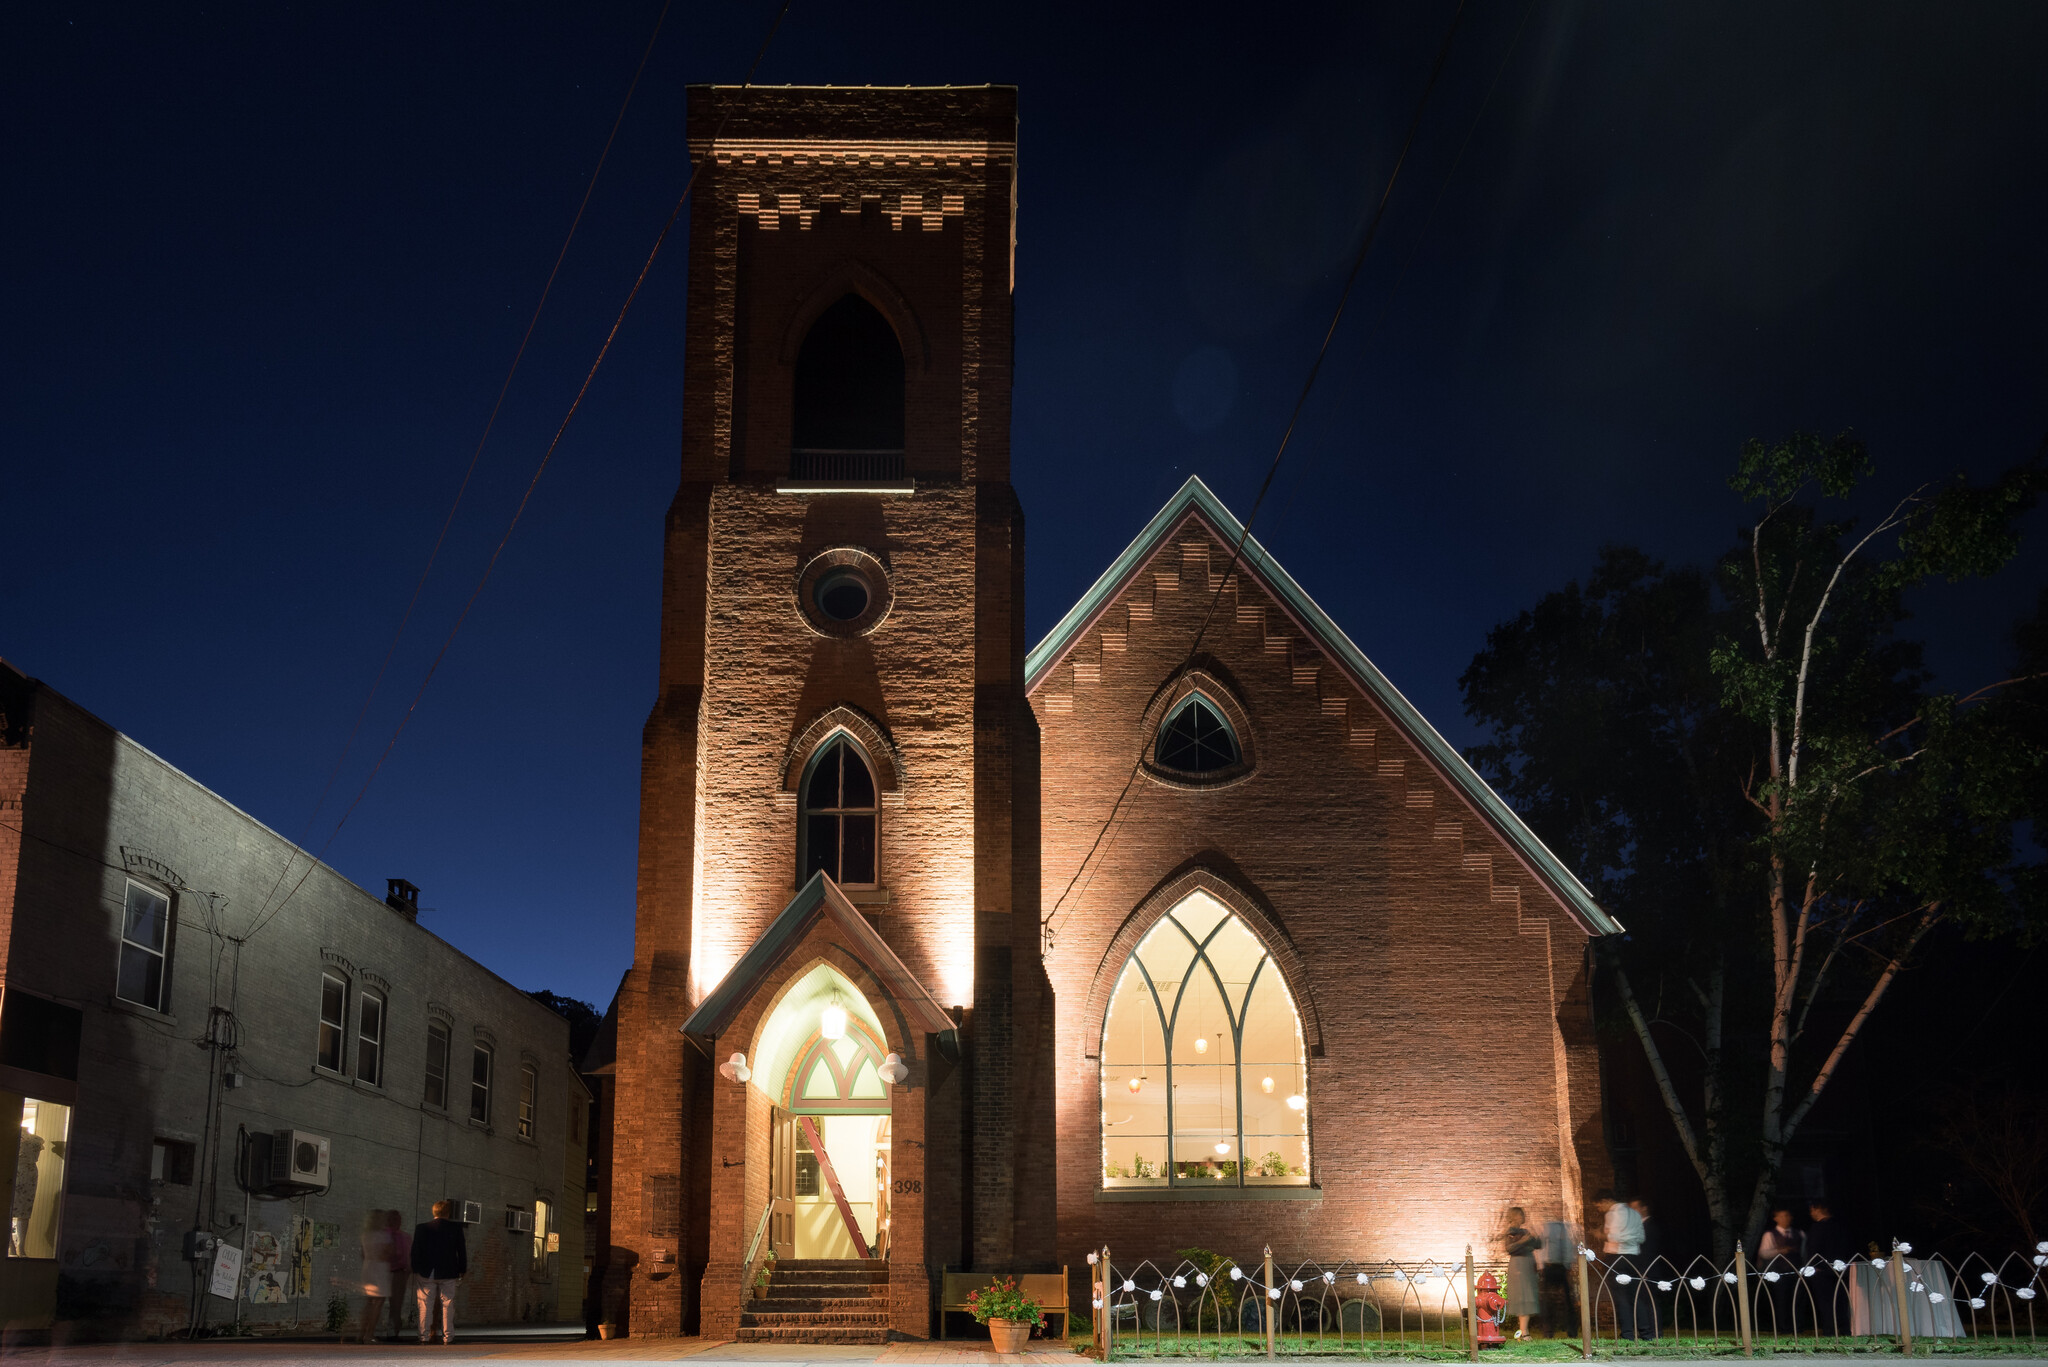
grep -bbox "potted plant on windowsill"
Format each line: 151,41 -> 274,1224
965,1275 -> 1043,1355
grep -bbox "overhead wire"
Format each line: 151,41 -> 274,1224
1043,0 -> 1473,949
245,0 -> 680,935
239,0 -> 796,947
1267,0 -> 1542,540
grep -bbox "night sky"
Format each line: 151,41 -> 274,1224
7,3 -> 2044,1009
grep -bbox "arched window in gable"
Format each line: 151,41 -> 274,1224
1100,891 -> 1308,1188
1155,693 -> 1240,774
801,738 -> 878,887
792,294 -> 904,481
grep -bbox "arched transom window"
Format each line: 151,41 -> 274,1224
802,738 -> 877,886
1100,892 -> 1308,1188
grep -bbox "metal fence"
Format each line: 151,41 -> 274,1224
1082,1239 -> 2048,1358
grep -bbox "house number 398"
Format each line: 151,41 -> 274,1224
892,1179 -> 922,1194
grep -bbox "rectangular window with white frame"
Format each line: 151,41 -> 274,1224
424,1020 -> 450,1108
470,1043 -> 492,1123
317,971 -> 348,1073
517,1062 -> 537,1139
356,990 -> 385,1087
116,880 -> 173,1013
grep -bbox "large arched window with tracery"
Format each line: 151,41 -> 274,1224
1100,891 -> 1309,1188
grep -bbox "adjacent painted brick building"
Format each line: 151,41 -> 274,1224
601,83 -> 1619,1343
0,663 -> 588,1336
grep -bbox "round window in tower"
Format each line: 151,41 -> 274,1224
814,569 -> 871,623
796,547 -> 892,637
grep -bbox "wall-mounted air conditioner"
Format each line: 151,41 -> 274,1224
264,1130 -> 330,1191
458,1201 -> 483,1225
505,1208 -> 535,1233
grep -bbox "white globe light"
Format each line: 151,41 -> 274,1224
1229,1267 -> 1242,1282
1194,1036 -> 1209,1055
1356,1273 -> 1368,1286
1290,1279 -> 1303,1292
1285,1094 -> 1307,1112
820,1004 -> 848,1041
1214,1141 -> 1231,1155
1261,1077 -> 1275,1094
1197,1273 -> 1209,1287
878,1052 -> 909,1084
1173,1276 -> 1186,1289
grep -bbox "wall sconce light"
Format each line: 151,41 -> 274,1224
719,1052 -> 751,1083
821,1003 -> 848,1041
879,1052 -> 909,1084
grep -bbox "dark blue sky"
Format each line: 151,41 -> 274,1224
7,3 -> 2044,1009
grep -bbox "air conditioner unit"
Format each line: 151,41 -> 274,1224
505,1208 -> 535,1234
266,1130 -> 330,1191
458,1201 -> 483,1225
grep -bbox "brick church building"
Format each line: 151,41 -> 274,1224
599,84 -> 1620,1341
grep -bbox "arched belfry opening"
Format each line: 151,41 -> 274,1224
791,293 -> 905,481
753,963 -> 894,1261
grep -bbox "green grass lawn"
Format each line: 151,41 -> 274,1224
1096,1334 -> 2048,1360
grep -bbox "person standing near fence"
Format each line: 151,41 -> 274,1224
1805,1202 -> 1852,1336
1630,1199 -> 1664,1340
1596,1191 -> 1645,1340
411,1199 -> 468,1345
1757,1207 -> 1800,1335
1501,1208 -> 1542,1339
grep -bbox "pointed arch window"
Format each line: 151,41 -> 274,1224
801,738 -> 878,886
792,293 -> 905,481
1155,694 -> 1240,774
1100,893 -> 1308,1188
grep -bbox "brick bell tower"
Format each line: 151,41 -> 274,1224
608,86 -> 1053,1337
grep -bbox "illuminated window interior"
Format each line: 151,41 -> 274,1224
1100,892 -> 1308,1187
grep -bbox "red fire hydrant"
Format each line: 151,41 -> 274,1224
1474,1271 -> 1507,1350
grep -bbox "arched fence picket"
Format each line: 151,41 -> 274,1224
1084,1239 -> 2048,1358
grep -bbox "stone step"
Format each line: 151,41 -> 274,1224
744,1310 -> 891,1328
771,1258 -> 883,1271
755,1296 -> 890,1314
735,1325 -> 891,1345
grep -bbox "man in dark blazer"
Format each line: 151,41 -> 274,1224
411,1199 -> 468,1344
1806,1201 -> 1855,1336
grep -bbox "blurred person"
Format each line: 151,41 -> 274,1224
357,1210 -> 394,1342
1806,1202 -> 1852,1336
1757,1208 -> 1800,1336
1630,1199 -> 1664,1339
1595,1191 -> 1645,1341
384,1209 -> 414,1338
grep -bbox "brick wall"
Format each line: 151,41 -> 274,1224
1032,518 -> 1605,1274
0,667 -> 582,1335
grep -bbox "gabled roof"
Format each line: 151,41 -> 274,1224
680,871 -> 960,1048
1025,476 -> 1622,938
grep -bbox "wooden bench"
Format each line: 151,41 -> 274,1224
939,1267 -> 1071,1341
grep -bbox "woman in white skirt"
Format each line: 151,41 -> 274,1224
358,1209 -> 395,1342
1502,1207 -> 1543,1338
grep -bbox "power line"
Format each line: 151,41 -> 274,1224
240,0 -> 797,946
247,0 -> 679,936
1268,0 -> 1541,540
1043,0 -> 1473,950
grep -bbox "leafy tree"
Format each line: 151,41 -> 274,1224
1462,432 -> 2044,1255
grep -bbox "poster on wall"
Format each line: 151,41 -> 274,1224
246,1230 -> 286,1304
207,1242 -> 243,1300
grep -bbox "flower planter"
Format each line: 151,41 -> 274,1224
988,1318 -> 1033,1354
597,1325 -> 616,1341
